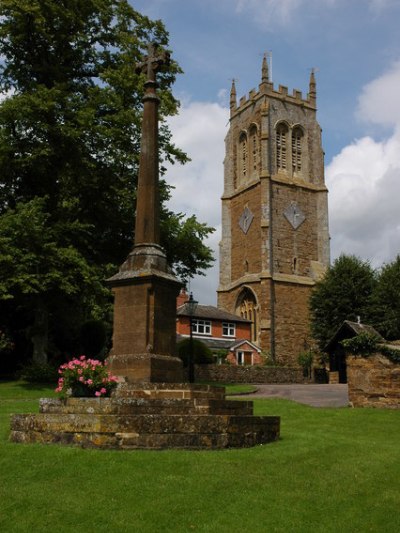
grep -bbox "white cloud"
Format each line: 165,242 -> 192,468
166,99 -> 229,304
357,61 -> 400,127
235,0 -> 301,25
233,0 -> 392,26
327,61 -> 400,268
369,0 -> 398,14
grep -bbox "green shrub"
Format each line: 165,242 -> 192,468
177,339 -> 213,366
213,349 -> 228,364
377,345 -> 400,364
297,351 -> 313,378
341,333 -> 379,355
19,361 -> 58,383
342,333 -> 400,363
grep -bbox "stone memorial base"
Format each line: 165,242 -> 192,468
106,353 -> 183,383
10,383 -> 280,450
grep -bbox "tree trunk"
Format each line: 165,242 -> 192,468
31,301 -> 49,365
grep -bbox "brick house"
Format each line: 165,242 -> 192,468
176,290 -> 263,366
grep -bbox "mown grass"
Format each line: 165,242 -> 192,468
0,382 -> 399,532
200,382 -> 258,395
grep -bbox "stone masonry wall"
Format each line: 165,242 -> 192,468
195,364 -> 307,384
274,281 -> 313,366
347,353 -> 400,409
230,184 -> 262,281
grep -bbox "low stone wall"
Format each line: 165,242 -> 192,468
347,353 -> 400,409
195,364 -> 307,384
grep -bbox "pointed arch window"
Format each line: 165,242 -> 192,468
276,123 -> 288,171
236,288 -> 258,343
292,127 -> 303,173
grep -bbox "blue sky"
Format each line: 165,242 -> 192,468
133,0 -> 400,304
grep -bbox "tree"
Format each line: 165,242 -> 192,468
372,256 -> 400,340
0,197 -> 109,363
310,255 -> 376,351
0,0 -> 214,365
176,338 -> 213,366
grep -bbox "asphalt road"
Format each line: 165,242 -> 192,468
246,383 -> 349,407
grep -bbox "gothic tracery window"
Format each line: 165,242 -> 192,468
236,288 -> 258,343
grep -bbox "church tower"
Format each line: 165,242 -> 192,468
218,57 -> 329,365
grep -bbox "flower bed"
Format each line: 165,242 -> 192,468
56,356 -> 119,399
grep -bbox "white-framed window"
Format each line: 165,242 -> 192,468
222,322 -> 236,337
237,351 -> 244,365
192,319 -> 211,335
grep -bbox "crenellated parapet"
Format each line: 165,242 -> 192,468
230,65 -> 317,118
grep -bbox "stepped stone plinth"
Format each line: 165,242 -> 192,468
9,46 -> 281,452
10,384 -> 280,450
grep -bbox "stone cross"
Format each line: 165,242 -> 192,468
136,42 -> 170,82
133,42 -> 170,247
107,42 -> 182,382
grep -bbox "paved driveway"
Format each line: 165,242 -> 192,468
246,383 -> 349,407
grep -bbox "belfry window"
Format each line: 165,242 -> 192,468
239,132 -> 248,179
292,127 -> 303,173
249,125 -> 258,174
276,123 -> 288,171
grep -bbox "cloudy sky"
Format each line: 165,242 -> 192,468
134,0 -> 400,304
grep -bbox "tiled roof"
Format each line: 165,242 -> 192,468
176,335 -> 261,352
177,304 -> 250,323
342,320 -> 384,338
325,320 -> 384,351
177,335 -> 236,350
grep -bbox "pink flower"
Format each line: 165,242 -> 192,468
80,355 -> 86,361
100,387 -> 107,394
86,379 -> 93,385
95,391 -> 101,397
79,376 -> 84,382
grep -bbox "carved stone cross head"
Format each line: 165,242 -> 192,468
136,42 -> 170,82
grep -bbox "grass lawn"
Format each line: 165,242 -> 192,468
200,382 -> 258,395
1,382 -> 399,532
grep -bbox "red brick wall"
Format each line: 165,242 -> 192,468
176,316 -> 251,341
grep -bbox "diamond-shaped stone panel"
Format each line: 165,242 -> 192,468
284,202 -> 305,230
239,206 -> 254,234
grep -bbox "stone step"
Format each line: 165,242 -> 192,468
11,415 -> 280,450
9,386 -> 280,450
12,413 -> 278,436
10,411 -> 280,450
39,397 -> 253,416
115,382 -> 226,400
